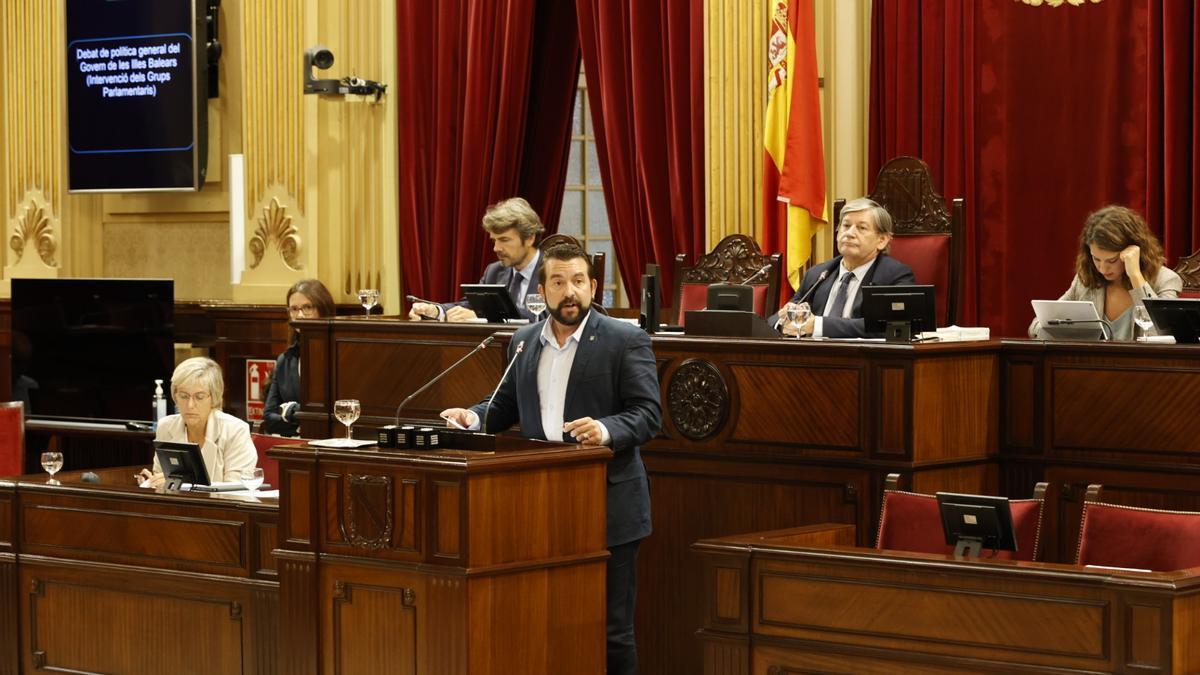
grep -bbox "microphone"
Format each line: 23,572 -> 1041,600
740,263 -> 773,285
792,269 -> 831,306
1047,318 -> 1112,340
481,340 -> 525,434
406,294 -> 441,320
393,336 -> 494,425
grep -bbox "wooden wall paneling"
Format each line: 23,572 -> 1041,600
0,480 -> 14,675
211,306 -> 292,422
1001,349 -> 1042,453
911,353 -> 1000,462
322,564 -> 421,675
297,318 -> 333,439
872,359 -> 910,457
726,360 -> 863,451
276,551 -> 319,675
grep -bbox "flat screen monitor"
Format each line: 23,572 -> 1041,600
12,278 -> 174,422
66,0 -> 209,191
461,284 -> 521,323
154,440 -> 210,490
1143,298 -> 1200,344
936,492 -> 1018,558
705,283 -> 754,313
861,284 -> 937,338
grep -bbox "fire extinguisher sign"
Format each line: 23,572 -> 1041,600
246,358 -> 277,423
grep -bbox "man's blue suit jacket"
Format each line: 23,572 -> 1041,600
469,311 -> 661,547
771,254 -> 916,338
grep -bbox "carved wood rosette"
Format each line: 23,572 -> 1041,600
249,195 -> 303,271
343,474 -> 393,550
6,192 -> 59,276
667,359 -> 730,441
682,234 -> 771,284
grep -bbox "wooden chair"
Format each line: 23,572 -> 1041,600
875,473 -> 1048,561
540,233 -> 606,305
0,401 -> 23,477
1075,484 -> 1200,571
1173,249 -> 1200,298
671,234 -> 781,326
835,156 -> 965,326
251,432 -> 308,490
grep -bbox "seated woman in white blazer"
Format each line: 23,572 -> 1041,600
139,356 -> 257,488
1029,205 -> 1182,342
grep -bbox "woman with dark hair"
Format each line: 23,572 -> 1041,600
1029,205 -> 1181,341
262,279 -> 336,435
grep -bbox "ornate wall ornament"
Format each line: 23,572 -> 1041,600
667,359 -> 729,441
9,199 -> 57,267
682,233 -> 772,284
344,473 -> 393,550
249,196 -> 303,270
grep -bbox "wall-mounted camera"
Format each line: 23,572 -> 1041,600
304,45 -> 387,101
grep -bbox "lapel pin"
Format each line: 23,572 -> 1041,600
589,335 -> 596,341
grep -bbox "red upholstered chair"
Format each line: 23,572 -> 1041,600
1174,249 -> 1200,298
540,233 -> 606,306
0,401 -> 24,477
835,156 -> 965,326
671,234 -> 781,326
875,473 -> 1048,561
1075,485 -> 1200,571
251,433 -> 308,489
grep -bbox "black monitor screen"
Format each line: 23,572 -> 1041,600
861,284 -> 937,335
66,0 -> 207,191
12,278 -> 174,422
462,284 -> 521,322
937,492 -> 1018,555
1143,298 -> 1200,344
154,440 -> 211,488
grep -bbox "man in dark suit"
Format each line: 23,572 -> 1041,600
770,197 -> 915,338
441,243 -> 661,675
408,197 -> 545,322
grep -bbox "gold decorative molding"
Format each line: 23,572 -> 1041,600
10,198 -> 57,267
250,195 -> 302,270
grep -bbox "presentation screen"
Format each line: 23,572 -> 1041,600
66,0 -> 207,191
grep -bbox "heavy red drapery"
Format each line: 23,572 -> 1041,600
872,1 -> 1200,336
575,0 -> 706,305
395,0 -> 579,306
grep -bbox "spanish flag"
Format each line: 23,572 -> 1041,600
762,0 -> 826,294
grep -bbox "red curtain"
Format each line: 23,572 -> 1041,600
871,0 -> 1199,337
396,1 -> 579,305
575,0 -> 706,306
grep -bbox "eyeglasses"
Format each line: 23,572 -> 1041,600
175,391 -> 211,404
288,304 -> 316,316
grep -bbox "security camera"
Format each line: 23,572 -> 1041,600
304,45 -> 339,94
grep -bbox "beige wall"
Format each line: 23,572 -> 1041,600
0,0 -> 399,307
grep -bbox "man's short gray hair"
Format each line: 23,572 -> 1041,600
839,198 -> 894,237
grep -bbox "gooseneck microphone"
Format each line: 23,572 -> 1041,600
740,263 -> 773,285
406,294 -> 438,306
393,336 -> 494,425
793,269 -> 830,306
482,340 -> 525,434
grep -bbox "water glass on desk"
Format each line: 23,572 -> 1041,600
357,288 -> 380,317
334,399 -> 361,439
783,302 -> 811,338
40,451 -> 63,483
240,467 -> 265,495
1133,305 -> 1155,339
525,293 -> 546,318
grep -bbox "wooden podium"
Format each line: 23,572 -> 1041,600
271,437 -> 611,675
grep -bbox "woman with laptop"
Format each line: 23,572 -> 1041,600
262,279 -> 335,436
138,357 -> 257,488
1029,205 -> 1181,341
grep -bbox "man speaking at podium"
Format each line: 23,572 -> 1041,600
441,243 -> 661,675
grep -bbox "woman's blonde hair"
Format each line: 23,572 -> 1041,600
171,356 -> 225,409
1074,205 -> 1165,289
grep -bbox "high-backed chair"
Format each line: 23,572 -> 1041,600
835,156 -> 965,326
1075,484 -> 1200,571
875,473 -> 1048,561
671,234 -> 781,326
0,401 -> 24,477
540,233 -> 606,305
1173,249 -> 1200,298
251,433 -> 308,489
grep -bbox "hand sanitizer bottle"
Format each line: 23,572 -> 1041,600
153,379 -> 167,422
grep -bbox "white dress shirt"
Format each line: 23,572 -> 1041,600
813,257 -> 878,338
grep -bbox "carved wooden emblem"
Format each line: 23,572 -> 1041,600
344,474 -> 393,550
1176,250 -> 1200,292
249,196 -> 303,270
871,157 -> 952,235
682,234 -> 771,284
667,359 -> 728,441
10,201 -> 57,266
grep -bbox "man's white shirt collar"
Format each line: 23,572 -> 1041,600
539,308 -> 593,350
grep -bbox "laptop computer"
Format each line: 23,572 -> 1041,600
1031,300 -> 1106,341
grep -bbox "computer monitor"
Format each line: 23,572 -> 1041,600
1143,298 -> 1200,344
705,283 -> 754,313
861,284 -> 937,341
154,440 -> 211,491
936,491 -> 1018,558
640,264 -> 661,334
461,284 -> 522,323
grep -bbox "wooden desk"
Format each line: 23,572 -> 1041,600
695,526 -> 1200,674
272,439 -> 610,675
0,467 -> 279,674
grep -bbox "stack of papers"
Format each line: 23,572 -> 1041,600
309,438 -> 378,448
918,325 -> 991,342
